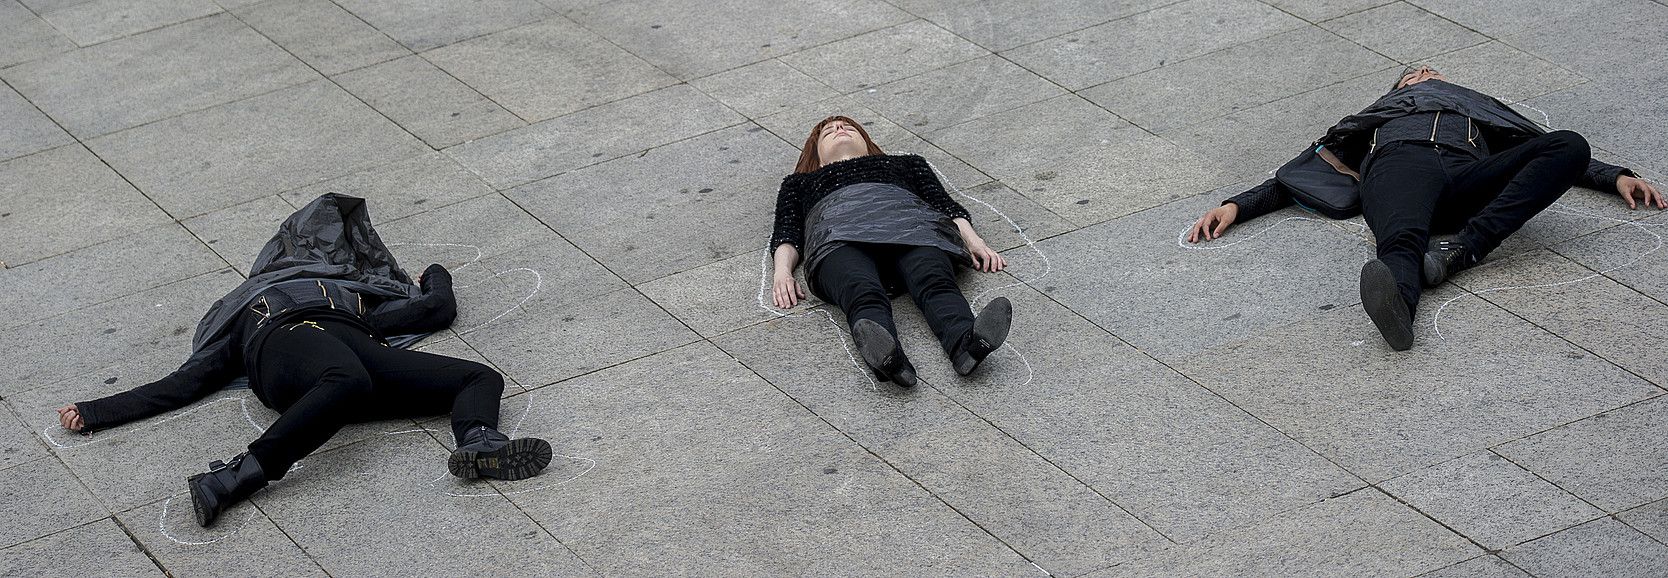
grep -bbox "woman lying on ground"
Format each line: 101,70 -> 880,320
54,194 -> 552,527
770,116 -> 1014,386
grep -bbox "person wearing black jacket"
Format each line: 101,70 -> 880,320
53,195 -> 553,527
770,116 -> 1014,386
1187,66 -> 1663,350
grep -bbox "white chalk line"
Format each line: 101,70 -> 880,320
157,493 -> 257,546
1175,215 -> 1373,251
1431,202 -> 1666,338
386,242 -> 542,336
753,155 -> 1042,391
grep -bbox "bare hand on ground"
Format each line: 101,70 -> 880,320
1617,175 -> 1664,210
56,404 -> 83,432
966,238 -> 1007,273
1189,203 -> 1240,243
773,272 -> 806,309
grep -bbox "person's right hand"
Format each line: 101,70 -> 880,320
772,272 -> 806,309
56,404 -> 84,432
1188,203 -> 1240,243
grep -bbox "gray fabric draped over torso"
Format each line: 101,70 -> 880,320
803,182 -> 970,282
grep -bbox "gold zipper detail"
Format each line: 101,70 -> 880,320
318,280 -> 335,309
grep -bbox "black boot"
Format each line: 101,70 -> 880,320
952,297 -> 1013,376
1361,259 -> 1415,351
448,426 -> 553,481
187,453 -> 268,527
1422,238 -> 1477,287
852,318 -> 917,387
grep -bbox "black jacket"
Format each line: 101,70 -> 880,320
1225,80 -> 1634,222
772,154 -> 970,250
74,194 -> 454,432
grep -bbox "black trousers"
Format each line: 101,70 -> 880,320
812,243 -> 975,355
1360,130 -> 1590,310
246,319 -> 504,480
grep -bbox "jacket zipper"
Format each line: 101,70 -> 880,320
1429,111 -> 1441,141
1467,117 -> 1477,148
317,280 -> 335,309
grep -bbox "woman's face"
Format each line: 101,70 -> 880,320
1397,66 -> 1447,89
815,119 -> 868,165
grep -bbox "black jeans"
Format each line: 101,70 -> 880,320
812,243 -> 976,355
246,319 -> 504,479
1360,130 -> 1590,309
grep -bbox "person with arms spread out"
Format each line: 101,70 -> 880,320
770,116 -> 1015,386
1188,66 -> 1661,350
54,194 -> 553,527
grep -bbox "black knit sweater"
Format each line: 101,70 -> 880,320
771,154 -> 971,250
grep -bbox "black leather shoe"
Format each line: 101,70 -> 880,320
852,318 -> 917,387
448,426 -> 553,481
1422,238 -> 1475,287
952,297 -> 1013,376
188,453 -> 268,527
1361,259 -> 1414,351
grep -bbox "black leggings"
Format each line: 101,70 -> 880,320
812,243 -> 975,356
1360,130 -> 1590,309
246,319 -> 504,479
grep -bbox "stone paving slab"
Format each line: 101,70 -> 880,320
781,19 -> 987,93
1419,41 -> 1589,104
687,59 -> 840,120
235,0 -> 409,76
88,79 -> 427,218
0,268 -> 241,395
571,0 -> 912,80
1496,396 -> 1668,513
0,0 -> 74,69
446,84 -> 743,190
1177,284 -> 1661,482
280,151 -> 495,225
888,0 -> 1173,52
2,15 -> 317,139
1619,498 -> 1668,543
0,224 -> 223,330
334,0 -> 553,53
1262,0 -> 1388,21
1456,249 -> 1668,387
1089,490 -> 1478,578
1379,451 -> 1604,550
1320,1 -> 1488,63
40,0 -> 221,47
715,309 -> 1170,575
117,498 -> 326,578
179,195 -> 295,277
1084,26 -> 1396,134
1003,0 -> 1304,92
0,519 -> 161,576
0,144 -> 173,267
332,55 -> 525,149
0,80 -> 71,162
507,124 -> 794,284
894,275 -> 1363,543
502,342 -> 1040,575
0,407 -> 45,472
857,55 -> 1066,134
0,458 -> 106,548
1164,70 -> 1397,180
255,433 -> 596,576
424,16 -> 676,122
1500,517 -> 1668,578
1420,555 -> 1534,578
1502,0 -> 1668,82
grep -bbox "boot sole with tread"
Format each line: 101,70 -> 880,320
448,437 -> 554,481
954,297 -> 1013,376
1361,260 -> 1414,351
853,319 -> 916,386
187,473 -> 216,527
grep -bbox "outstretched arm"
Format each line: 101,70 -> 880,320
1583,160 -> 1663,210
65,342 -> 237,432
1189,179 -> 1294,243
365,264 -> 457,336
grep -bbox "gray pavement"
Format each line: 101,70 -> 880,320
3,0 -> 1668,575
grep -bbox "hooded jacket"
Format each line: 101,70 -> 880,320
73,194 -> 456,432
1225,79 -> 1634,221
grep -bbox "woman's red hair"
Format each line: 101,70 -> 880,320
793,116 -> 885,174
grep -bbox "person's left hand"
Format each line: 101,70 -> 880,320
1618,175 -> 1664,210
966,238 -> 1007,273
57,404 -> 84,432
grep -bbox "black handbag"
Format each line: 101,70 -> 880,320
1275,144 -> 1362,219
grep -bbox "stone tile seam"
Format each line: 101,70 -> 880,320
443,116 -> 759,193
29,5 -> 227,52
1616,512 -> 1668,549
107,511 -> 175,574
1253,0 -> 1397,27
1483,446 -> 1613,523
244,498 -> 336,576
877,0 -> 1193,54
1464,246 -> 1668,394
1411,554 -> 1536,578
0,224 -> 227,325
0,514 -> 130,557
1365,485 -> 1496,558
1487,392 -> 1668,500
702,337 -> 1055,576
220,8 -> 435,160
1313,0 -> 1497,50
476,11 -> 680,124
0,78 -> 75,165
1375,448 -> 1613,553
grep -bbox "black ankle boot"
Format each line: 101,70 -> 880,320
1422,238 -> 1476,287
1361,260 -> 1415,351
188,453 -> 268,527
851,318 -> 917,387
448,426 -> 553,481
952,297 -> 1013,376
